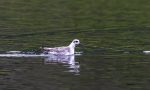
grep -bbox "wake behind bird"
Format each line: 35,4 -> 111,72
0,50 -> 82,57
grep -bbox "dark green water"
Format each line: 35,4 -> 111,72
0,54 -> 150,90
0,0 -> 150,90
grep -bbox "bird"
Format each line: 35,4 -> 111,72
42,39 -> 80,55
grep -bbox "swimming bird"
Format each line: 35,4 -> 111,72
42,39 -> 80,55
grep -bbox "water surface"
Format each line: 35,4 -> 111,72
0,52 -> 150,90
0,0 -> 150,90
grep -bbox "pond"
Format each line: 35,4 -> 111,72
0,51 -> 150,90
0,0 -> 150,90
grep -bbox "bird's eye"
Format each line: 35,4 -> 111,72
74,41 -> 78,43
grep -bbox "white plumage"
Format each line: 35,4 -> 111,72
42,39 -> 80,55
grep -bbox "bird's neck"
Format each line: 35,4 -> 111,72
69,43 -> 76,55
69,43 -> 76,48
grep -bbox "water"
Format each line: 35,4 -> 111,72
0,0 -> 150,90
0,54 -> 79,89
0,51 -> 150,90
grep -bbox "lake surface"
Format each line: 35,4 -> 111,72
0,0 -> 150,90
0,52 -> 150,90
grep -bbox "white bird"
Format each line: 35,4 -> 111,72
42,39 -> 80,55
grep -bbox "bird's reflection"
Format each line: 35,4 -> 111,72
44,54 -> 80,75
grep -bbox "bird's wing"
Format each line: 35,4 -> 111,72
43,46 -> 69,51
